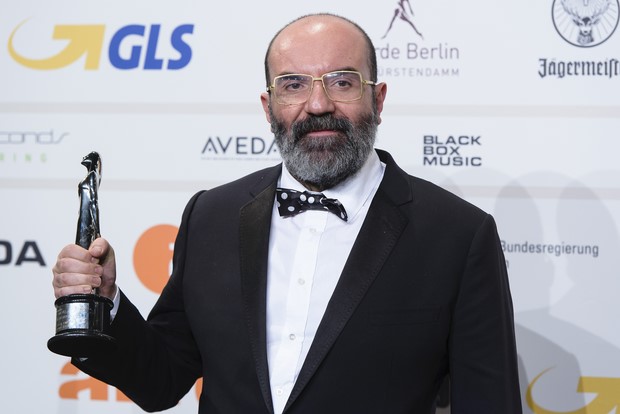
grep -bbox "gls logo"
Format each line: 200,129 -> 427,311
8,20 -> 194,70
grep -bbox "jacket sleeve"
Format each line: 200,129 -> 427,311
73,191 -> 205,412
449,214 -> 523,413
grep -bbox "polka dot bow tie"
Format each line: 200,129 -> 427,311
276,188 -> 348,222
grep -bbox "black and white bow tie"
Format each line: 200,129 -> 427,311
276,188 -> 348,221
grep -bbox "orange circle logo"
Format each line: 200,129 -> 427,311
133,224 -> 178,294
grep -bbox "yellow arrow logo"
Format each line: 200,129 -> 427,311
527,368 -> 620,414
8,20 -> 105,70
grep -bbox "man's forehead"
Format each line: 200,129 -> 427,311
274,15 -> 359,45
268,16 -> 368,74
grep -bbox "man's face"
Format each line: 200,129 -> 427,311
261,16 -> 387,191
268,103 -> 379,191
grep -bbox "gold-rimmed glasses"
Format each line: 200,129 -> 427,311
268,70 -> 376,105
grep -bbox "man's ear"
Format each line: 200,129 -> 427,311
374,82 -> 387,125
260,92 -> 272,124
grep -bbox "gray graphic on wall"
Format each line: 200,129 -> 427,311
552,0 -> 619,47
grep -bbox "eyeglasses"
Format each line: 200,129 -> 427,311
268,70 -> 376,105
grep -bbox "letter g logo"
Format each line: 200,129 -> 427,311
8,19 -> 105,69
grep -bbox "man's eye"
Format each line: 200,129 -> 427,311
279,77 -> 309,92
286,82 -> 305,91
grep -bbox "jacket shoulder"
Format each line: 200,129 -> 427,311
191,163 -> 281,207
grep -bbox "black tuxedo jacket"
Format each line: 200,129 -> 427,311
76,149 -> 522,413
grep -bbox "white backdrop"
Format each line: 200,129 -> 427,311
1,0 -> 619,413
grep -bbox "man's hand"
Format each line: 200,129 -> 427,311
52,237 -> 117,300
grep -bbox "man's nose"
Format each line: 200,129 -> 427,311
304,79 -> 335,115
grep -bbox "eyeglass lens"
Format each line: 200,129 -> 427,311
274,71 -> 363,104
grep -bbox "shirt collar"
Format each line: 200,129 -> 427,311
279,150 -> 385,222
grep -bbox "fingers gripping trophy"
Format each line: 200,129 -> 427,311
47,152 -> 116,357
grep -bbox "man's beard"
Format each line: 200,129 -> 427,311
270,107 -> 379,190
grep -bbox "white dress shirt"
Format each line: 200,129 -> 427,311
266,151 -> 385,414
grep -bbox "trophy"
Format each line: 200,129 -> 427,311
47,151 -> 116,357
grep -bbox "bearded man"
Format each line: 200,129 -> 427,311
52,13 -> 522,414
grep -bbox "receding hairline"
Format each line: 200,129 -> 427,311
263,13 -> 378,88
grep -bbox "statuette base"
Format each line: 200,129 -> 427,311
47,294 -> 116,357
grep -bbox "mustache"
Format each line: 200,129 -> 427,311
291,115 -> 353,140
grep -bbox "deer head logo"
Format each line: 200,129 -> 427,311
552,0 -> 619,47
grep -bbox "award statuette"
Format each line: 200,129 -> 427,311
47,151 -> 116,357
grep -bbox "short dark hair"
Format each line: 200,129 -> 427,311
263,13 -> 378,88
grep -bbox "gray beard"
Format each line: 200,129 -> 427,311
270,108 -> 379,190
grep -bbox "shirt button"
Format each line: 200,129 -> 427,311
297,278 -> 305,285
275,388 -> 283,396
289,334 -> 296,341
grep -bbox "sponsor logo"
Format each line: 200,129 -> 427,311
59,362 -> 130,401
381,0 -> 425,40
376,0 -> 461,79
133,224 -> 177,294
59,361 -> 203,402
8,19 -> 194,70
538,57 -> 620,78
201,135 -> 280,161
540,0 -> 620,79
501,240 -> 600,258
552,0 -> 619,47
0,129 -> 67,165
0,129 -> 67,144
527,368 -> 620,413
422,135 -> 482,167
0,240 -> 46,266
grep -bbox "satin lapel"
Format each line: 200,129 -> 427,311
284,151 -> 412,411
239,167 -> 280,414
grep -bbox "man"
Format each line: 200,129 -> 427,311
52,13 -> 522,413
